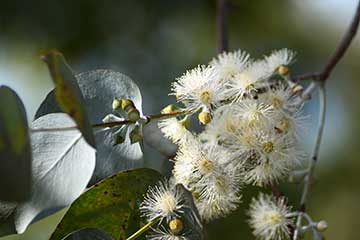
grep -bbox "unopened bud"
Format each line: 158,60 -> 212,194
129,125 -> 143,144
316,220 -> 328,232
278,65 -> 290,76
288,170 -> 308,184
161,104 -> 179,114
169,218 -> 184,235
121,99 -> 135,111
198,111 -> 212,125
128,108 -> 140,122
292,84 -> 304,94
112,98 -> 122,110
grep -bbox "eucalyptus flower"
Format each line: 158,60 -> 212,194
265,48 -> 296,75
210,50 -> 250,81
248,193 -> 294,240
171,65 -> 226,112
140,180 -> 185,221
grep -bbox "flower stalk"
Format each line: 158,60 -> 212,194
126,216 -> 161,240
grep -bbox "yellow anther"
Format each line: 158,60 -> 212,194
200,91 -> 211,103
263,141 -> 275,154
271,97 -> 283,109
199,159 -> 214,174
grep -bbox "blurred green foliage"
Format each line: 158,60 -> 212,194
1,0 -> 360,239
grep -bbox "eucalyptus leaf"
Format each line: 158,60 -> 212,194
0,86 -> 31,202
50,168 -> 162,240
35,70 -> 144,185
42,50 -> 96,148
61,228 -> 114,240
14,113 -> 96,234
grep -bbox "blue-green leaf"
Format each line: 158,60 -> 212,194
35,69 -> 144,185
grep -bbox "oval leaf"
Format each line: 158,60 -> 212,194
14,113 -> 96,234
42,50 -> 96,148
35,70 -> 144,184
0,86 -> 31,202
62,228 -> 114,240
50,168 -> 162,240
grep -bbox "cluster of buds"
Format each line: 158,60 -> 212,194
103,98 -> 143,145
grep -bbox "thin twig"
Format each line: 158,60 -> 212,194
294,1 -> 360,82
293,82 -> 326,240
217,0 -> 228,53
30,111 -> 188,133
30,120 -> 132,133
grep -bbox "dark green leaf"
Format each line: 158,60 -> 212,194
61,228 -> 114,240
35,70 -> 144,185
41,50 -> 96,148
50,168 -> 162,240
0,86 -> 31,202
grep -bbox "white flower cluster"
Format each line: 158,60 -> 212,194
141,49 -> 308,240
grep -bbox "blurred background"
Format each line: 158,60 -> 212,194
1,0 -> 359,239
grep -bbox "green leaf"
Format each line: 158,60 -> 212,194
35,70 -> 144,185
0,86 -> 31,202
50,168 -> 162,240
41,50 -> 96,148
61,228 -> 114,240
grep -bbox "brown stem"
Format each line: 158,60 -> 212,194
217,0 -> 228,53
294,1 -> 360,82
31,111 -> 188,133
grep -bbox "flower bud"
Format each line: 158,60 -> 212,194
169,218 -> 184,235
278,65 -> 290,76
292,84 -> 304,94
198,111 -> 212,125
129,125 -> 143,144
112,98 -> 122,110
121,99 -> 135,111
316,220 -> 328,232
161,104 -> 179,114
128,108 -> 140,122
